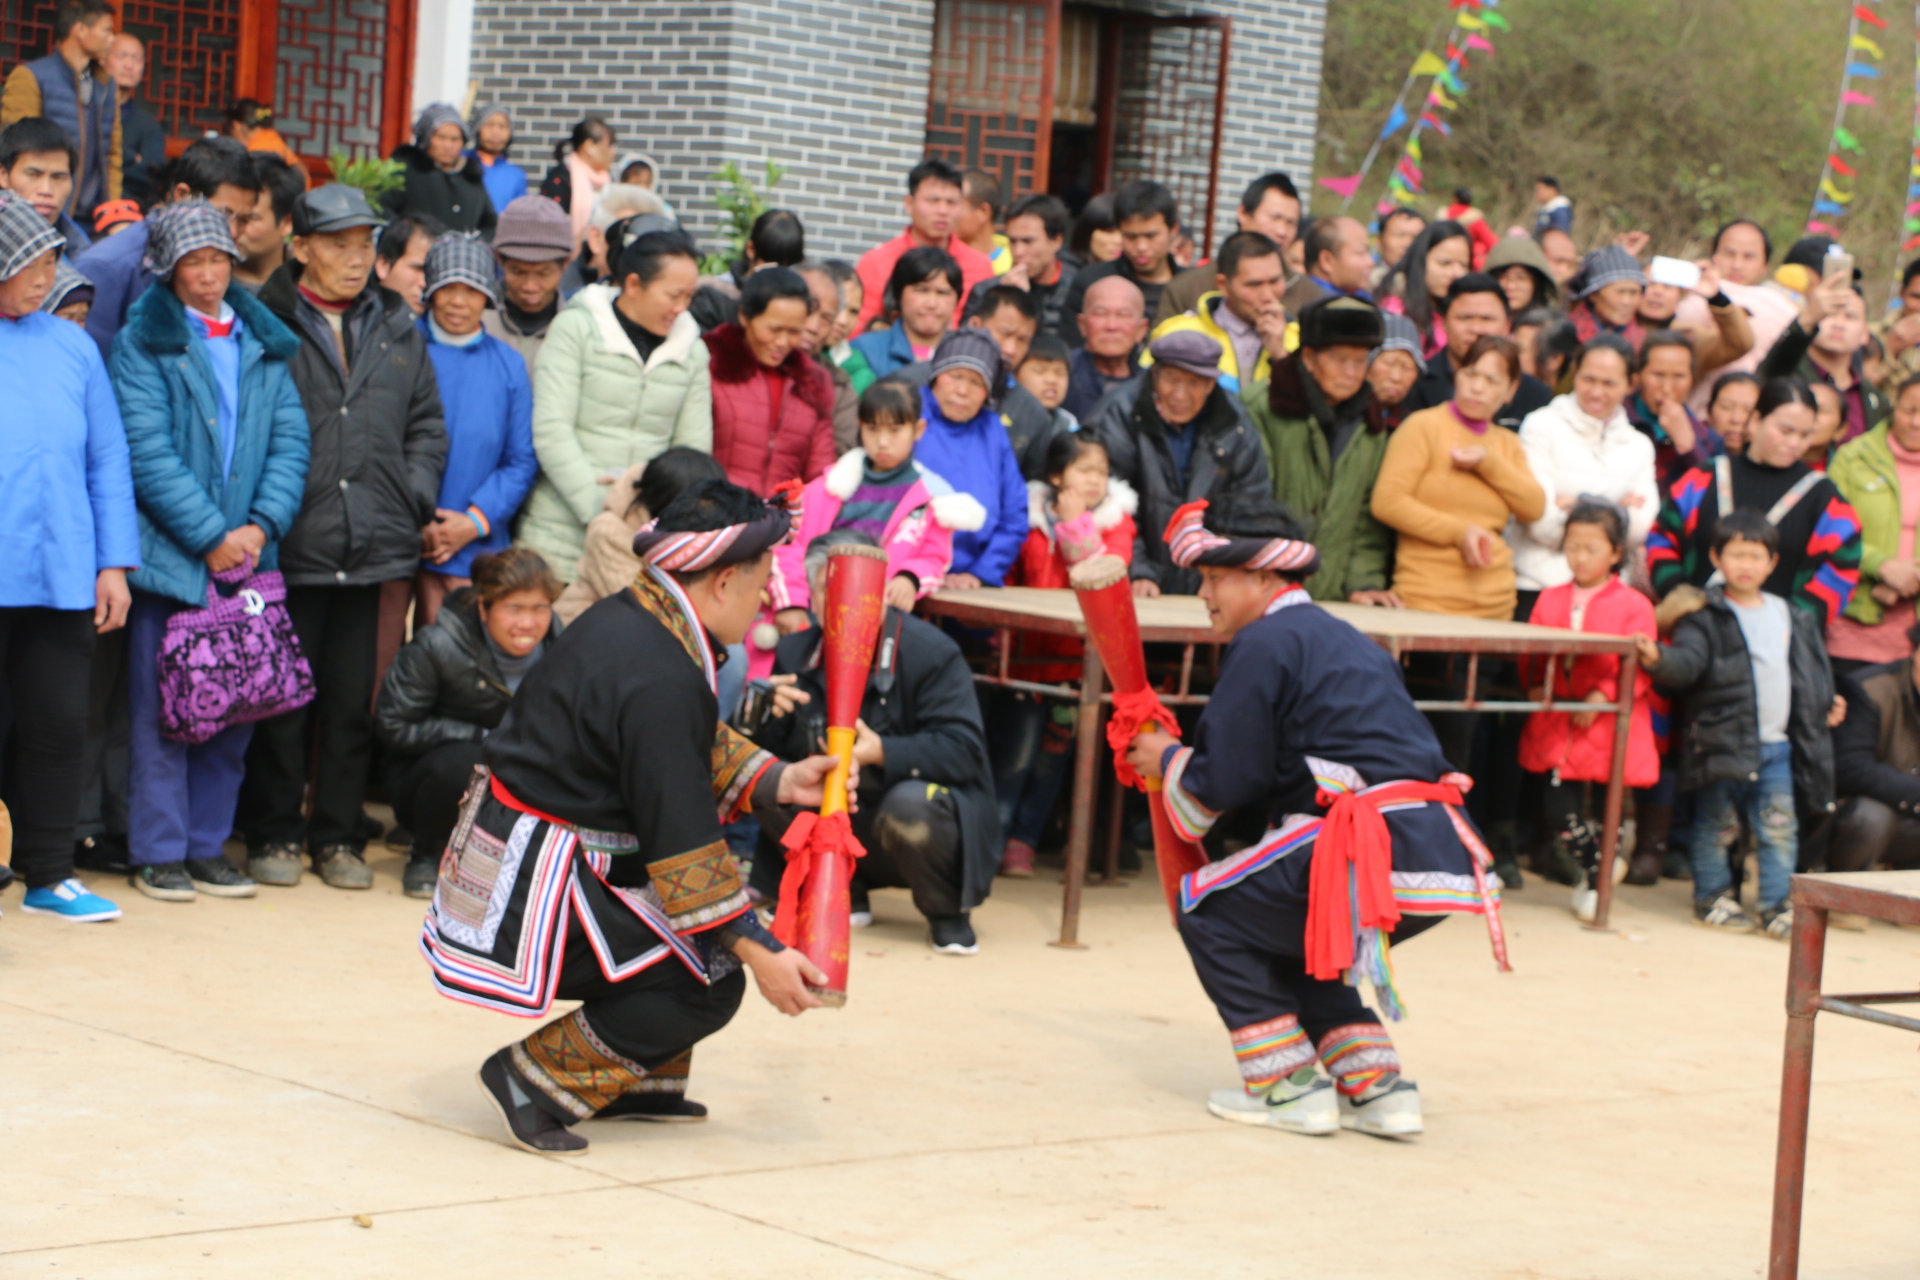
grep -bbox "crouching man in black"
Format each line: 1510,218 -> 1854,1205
750,529 -> 1003,954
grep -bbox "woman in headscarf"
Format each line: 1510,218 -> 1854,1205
466,102 -> 528,215
1484,235 -> 1560,315
1379,219 -> 1472,359
388,103 -> 497,237
1566,246 -> 1647,351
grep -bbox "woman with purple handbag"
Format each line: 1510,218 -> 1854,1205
109,199 -> 312,903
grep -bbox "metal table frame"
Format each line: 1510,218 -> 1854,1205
923,589 -> 1642,946
1768,871 -> 1920,1279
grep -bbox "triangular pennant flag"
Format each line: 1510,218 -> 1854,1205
1906,216 -> 1920,233
1846,63 -> 1881,79
1457,13 -> 1486,30
1398,158 -> 1424,185
1821,177 -> 1854,203
1449,0 -> 1483,9
1813,199 -> 1849,217
1807,221 -> 1837,236
1375,199 -> 1396,217
1908,181 -> 1920,197
1851,34 -> 1884,57
1483,12 -> 1510,30
1440,68 -> 1466,93
1420,113 -> 1453,136
1906,200 -> 1920,216
1465,34 -> 1495,55
1856,4 -> 1888,27
1903,234 -> 1920,252
1379,103 -> 1409,138
1834,125 -> 1862,152
1843,90 -> 1877,106
1829,155 -> 1857,177
1411,51 -> 1448,77
1446,42 -> 1460,62
1317,174 -> 1363,199
1428,87 -> 1457,109
1406,136 -> 1424,162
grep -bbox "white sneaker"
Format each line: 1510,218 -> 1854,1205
1571,883 -> 1597,923
1206,1071 -> 1338,1136
1338,1076 -> 1424,1138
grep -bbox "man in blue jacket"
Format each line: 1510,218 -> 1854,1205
75,136 -> 259,358
905,329 -> 1029,588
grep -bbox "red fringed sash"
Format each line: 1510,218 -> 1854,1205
773,811 -> 866,946
1304,780 -> 1465,981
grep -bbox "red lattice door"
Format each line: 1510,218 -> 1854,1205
925,0 -> 1059,201
269,0 -> 415,163
120,0 -> 243,140
1102,15 -> 1230,257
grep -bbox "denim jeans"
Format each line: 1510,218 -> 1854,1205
989,692 -> 1075,848
1689,741 -> 1796,910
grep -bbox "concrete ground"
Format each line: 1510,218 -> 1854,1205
3,842 -> 1915,1280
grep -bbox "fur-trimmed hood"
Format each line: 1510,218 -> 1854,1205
823,448 -> 988,531
703,320 -> 837,419
571,281 -> 704,369
1654,582 -> 1709,636
121,280 -> 303,361
1267,350 -> 1391,435
1025,477 -> 1138,536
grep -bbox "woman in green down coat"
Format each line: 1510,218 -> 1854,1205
1247,295 -> 1402,604
1828,374 -> 1920,679
517,231 -> 711,581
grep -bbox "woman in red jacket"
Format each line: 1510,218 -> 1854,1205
994,432 -> 1137,876
704,268 -> 838,495
1517,501 -> 1660,918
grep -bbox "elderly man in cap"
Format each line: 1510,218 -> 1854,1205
241,183 -> 447,891
482,193 -> 574,371
411,234 -> 537,630
1089,328 -> 1273,596
387,103 -> 496,238
1249,296 -> 1402,606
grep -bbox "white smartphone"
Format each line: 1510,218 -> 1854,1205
1823,248 -> 1856,286
1648,256 -> 1702,290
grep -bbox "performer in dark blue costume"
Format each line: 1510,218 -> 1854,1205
1127,499 -> 1509,1138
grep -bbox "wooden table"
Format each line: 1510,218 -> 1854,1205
922,587 -> 1643,945
1769,870 -> 1920,1279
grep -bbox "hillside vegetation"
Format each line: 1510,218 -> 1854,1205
1314,0 -> 1916,302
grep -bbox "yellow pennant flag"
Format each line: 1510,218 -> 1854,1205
1407,137 -> 1424,162
1429,86 -> 1457,110
1851,34 -> 1884,58
1411,51 -> 1448,77
1821,177 -> 1854,204
1456,13 -> 1486,29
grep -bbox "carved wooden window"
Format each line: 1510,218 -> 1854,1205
120,0 -> 242,139
1105,15 -> 1230,256
925,0 -> 1059,202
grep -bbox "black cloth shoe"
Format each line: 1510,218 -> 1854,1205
74,833 -> 132,875
477,1050 -> 588,1153
597,1092 -> 709,1122
929,913 -> 979,955
132,863 -> 196,902
385,824 -> 415,854
402,853 -> 438,899
186,857 -> 257,898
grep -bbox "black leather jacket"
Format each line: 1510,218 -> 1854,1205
374,588 -> 558,756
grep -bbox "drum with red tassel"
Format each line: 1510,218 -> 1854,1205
1069,555 -> 1209,919
774,542 -> 889,1005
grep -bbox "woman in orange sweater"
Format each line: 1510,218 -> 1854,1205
1371,334 -> 1547,618
1372,334 -> 1547,771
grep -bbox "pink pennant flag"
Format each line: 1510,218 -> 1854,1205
1317,174 -> 1363,199
1807,221 -> 1838,235
1399,159 -> 1424,186
1842,90 -> 1877,106
1465,34 -> 1495,55
1906,200 -> 1920,216
1376,199 -> 1396,217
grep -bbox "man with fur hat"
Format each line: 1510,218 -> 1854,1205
1249,295 -> 1401,605
1123,497 -> 1508,1138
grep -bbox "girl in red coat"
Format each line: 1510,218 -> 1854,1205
1518,501 -> 1660,921
994,432 -> 1137,876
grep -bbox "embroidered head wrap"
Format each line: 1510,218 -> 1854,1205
1163,499 -> 1321,576
633,478 -> 800,571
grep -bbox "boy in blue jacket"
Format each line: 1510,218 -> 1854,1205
904,329 -> 1028,587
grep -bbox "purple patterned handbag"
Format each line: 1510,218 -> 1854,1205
157,560 -> 316,743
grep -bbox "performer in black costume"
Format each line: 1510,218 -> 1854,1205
1126,498 -> 1509,1138
420,479 -> 845,1153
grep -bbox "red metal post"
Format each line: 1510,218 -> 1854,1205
1769,891 -> 1828,1280
1590,641 -> 1636,929
1053,643 -> 1105,948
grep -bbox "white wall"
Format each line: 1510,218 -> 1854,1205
410,0 -> 477,122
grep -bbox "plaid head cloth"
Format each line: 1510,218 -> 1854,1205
41,258 -> 94,312
141,199 -> 241,281
423,234 -> 501,306
0,193 -> 65,281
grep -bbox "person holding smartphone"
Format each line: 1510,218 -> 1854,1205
1640,254 -> 1753,376
1758,254 -> 1888,448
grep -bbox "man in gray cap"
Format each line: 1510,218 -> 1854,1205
1250,294 -> 1403,606
1087,328 -> 1273,596
241,182 -> 447,892
482,193 -> 574,371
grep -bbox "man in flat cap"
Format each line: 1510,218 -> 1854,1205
1250,295 -> 1403,606
1085,328 -> 1273,596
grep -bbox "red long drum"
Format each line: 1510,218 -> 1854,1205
792,543 -> 890,1005
1068,556 -> 1209,918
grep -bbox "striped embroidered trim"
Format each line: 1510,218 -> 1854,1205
511,1008 -> 650,1120
632,565 -> 718,695
1162,747 -> 1219,843
630,1049 -> 692,1094
1179,814 -> 1321,911
419,822 -> 577,1016
1231,1014 -> 1317,1093
646,840 -> 752,935
712,725 -> 776,823
1317,1023 -> 1400,1098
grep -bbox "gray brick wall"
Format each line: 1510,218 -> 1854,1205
466,0 -> 1322,262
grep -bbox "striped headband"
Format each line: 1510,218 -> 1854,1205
631,481 -> 800,571
1163,500 -> 1321,575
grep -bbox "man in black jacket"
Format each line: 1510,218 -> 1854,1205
238,183 -> 448,890
750,530 -> 1002,955
1087,330 -> 1273,596
1396,273 -> 1553,430
1830,634 -> 1920,877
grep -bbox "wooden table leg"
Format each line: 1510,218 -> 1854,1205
1768,893 -> 1828,1280
1053,645 -> 1104,949
1590,647 -> 1636,929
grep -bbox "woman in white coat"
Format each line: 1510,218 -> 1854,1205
1509,333 -> 1659,617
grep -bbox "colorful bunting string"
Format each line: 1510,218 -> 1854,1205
1902,2 -> 1920,257
1319,11 -> 1457,210
1808,0 -> 1884,235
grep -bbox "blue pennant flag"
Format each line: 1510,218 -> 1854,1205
1847,62 -> 1882,78
1813,198 -> 1848,217
1380,103 -> 1408,139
